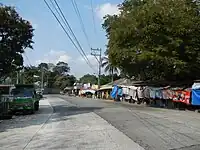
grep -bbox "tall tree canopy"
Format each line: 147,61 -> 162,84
10,62 -> 76,90
0,6 -> 34,78
53,61 -> 70,75
103,0 -> 200,82
79,74 -> 121,85
79,74 -> 97,84
38,63 -> 48,70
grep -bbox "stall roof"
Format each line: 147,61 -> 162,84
99,78 -> 197,90
98,78 -> 145,91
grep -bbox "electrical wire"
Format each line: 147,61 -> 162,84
89,0 -> 100,63
44,0 -> 97,73
51,0 -> 95,68
23,53 -> 32,67
90,0 -> 97,34
71,0 -> 99,63
71,0 -> 91,48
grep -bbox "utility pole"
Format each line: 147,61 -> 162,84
46,75 -> 49,88
22,67 -> 25,84
41,68 -> 44,89
16,71 -> 19,84
91,48 -> 102,89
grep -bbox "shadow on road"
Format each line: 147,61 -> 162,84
0,103 -> 103,133
51,104 -> 103,118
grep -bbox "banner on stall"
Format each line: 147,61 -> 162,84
172,90 -> 190,104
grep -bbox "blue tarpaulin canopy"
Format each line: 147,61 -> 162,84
111,85 -> 118,99
192,89 -> 200,105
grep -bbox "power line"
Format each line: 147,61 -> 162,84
43,0 -> 97,73
90,0 -> 100,64
51,0 -> 90,62
71,0 -> 99,63
90,0 -> 97,34
23,53 -> 32,67
48,0 -> 74,39
71,0 -> 91,48
50,0 -> 96,72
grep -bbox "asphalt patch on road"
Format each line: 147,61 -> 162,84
170,144 -> 200,150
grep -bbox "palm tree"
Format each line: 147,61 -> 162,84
101,56 -> 119,83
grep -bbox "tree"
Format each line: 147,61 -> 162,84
54,75 -> 76,90
103,0 -> 200,82
101,56 -> 119,82
79,74 -> 97,84
53,61 -> 70,75
23,66 -> 40,84
38,63 -> 48,70
100,74 -> 121,85
0,6 -> 34,78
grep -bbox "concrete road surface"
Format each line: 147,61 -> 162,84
58,95 -> 200,150
1,95 -> 200,150
0,96 -> 143,150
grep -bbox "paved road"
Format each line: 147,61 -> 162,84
58,95 -> 200,150
1,95 -> 200,150
0,96 -> 143,150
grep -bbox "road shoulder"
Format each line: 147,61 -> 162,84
0,98 -> 53,150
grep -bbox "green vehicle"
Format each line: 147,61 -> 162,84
11,84 -> 40,114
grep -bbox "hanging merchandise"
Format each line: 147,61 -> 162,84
137,87 -> 145,99
172,90 -> 191,105
143,87 -> 150,99
162,89 -> 173,100
155,88 -> 163,99
149,88 -> 156,99
129,86 -> 138,101
117,87 -> 123,97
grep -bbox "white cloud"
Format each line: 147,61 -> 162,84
72,54 -> 99,75
35,50 -> 71,65
78,55 -> 99,68
96,3 -> 120,19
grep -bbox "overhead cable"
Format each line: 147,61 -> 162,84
71,0 -> 91,48
71,0 -> 99,63
90,0 -> 97,34
51,0 -> 95,68
44,0 -> 97,72
23,53 -> 32,67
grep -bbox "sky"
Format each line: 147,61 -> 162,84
1,0 -> 123,78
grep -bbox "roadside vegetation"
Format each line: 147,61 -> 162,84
103,0 -> 200,82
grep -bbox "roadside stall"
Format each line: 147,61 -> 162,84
79,89 -> 96,98
97,83 -> 113,99
63,87 -> 73,95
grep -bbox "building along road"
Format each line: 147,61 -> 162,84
0,95 -> 200,150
